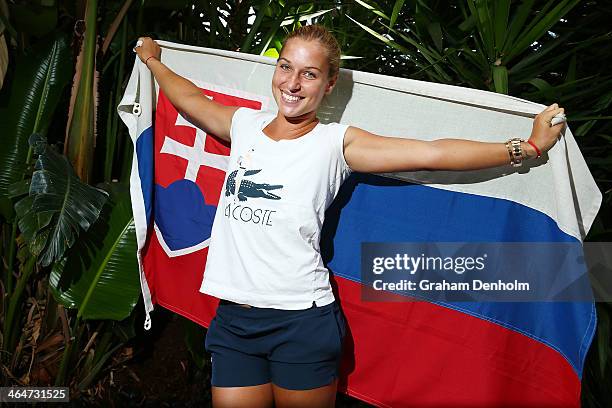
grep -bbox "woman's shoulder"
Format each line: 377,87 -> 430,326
232,107 -> 275,125
230,108 -> 276,141
319,120 -> 350,134
235,107 -> 275,118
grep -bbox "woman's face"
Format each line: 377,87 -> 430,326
271,38 -> 336,119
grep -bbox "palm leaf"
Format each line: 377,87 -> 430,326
466,0 -> 495,60
256,0 -> 293,55
504,0 -> 580,62
49,183 -> 140,321
389,0 -> 406,31
500,0 -> 535,53
64,0 -> 98,182
241,0 -> 269,52
354,0 -> 391,21
493,0 -> 510,53
10,134 -> 108,267
492,65 -> 508,94
281,8 -> 333,27
0,34 -> 71,220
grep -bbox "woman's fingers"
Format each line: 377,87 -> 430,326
133,36 -> 146,52
133,36 -> 161,63
545,108 -> 566,127
542,107 -> 563,121
537,103 -> 558,117
535,104 -> 557,121
536,105 -> 566,127
547,107 -> 564,117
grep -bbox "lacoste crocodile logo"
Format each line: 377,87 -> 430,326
225,168 -> 283,202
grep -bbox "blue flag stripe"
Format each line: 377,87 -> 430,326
324,173 -> 596,377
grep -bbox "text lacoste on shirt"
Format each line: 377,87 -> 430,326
224,202 -> 276,226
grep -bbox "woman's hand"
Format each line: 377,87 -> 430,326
134,36 -> 161,66
526,103 -> 566,157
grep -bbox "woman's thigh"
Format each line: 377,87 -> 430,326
272,378 -> 338,408
212,383 -> 274,408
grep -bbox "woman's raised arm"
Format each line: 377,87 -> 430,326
343,104 -> 566,173
134,37 -> 237,142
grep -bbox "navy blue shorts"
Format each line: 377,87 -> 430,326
205,300 -> 347,390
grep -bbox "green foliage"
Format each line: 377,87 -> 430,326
348,0 -> 583,92
49,183 -> 140,321
8,0 -> 57,37
64,0 -> 98,182
9,135 -> 108,267
0,34 -> 72,220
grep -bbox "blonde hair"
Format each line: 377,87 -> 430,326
282,25 -> 341,78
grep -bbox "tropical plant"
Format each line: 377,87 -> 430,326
0,33 -> 73,377
64,0 -> 99,182
0,0 -> 140,392
5,133 -> 107,357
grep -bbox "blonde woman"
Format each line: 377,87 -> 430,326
134,25 -> 565,408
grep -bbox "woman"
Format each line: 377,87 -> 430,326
134,25 -> 565,408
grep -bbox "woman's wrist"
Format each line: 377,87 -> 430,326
521,141 -> 538,159
503,138 -> 537,167
144,55 -> 158,67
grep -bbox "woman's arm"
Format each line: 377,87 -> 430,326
343,104 -> 566,173
134,37 -> 237,142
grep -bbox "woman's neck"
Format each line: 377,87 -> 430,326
263,112 -> 319,141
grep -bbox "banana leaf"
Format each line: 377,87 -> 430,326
9,134 -> 108,267
0,34 -> 71,220
49,182 -> 140,321
8,1 -> 57,36
64,0 -> 98,182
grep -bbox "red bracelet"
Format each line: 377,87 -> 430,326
145,55 -> 157,66
527,140 -> 541,158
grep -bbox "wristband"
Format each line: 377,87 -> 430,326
527,140 -> 541,158
145,55 -> 157,66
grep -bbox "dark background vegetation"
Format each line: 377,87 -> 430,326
0,0 -> 610,406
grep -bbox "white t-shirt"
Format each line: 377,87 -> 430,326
199,107 -> 352,309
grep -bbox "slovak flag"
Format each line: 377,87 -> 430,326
118,58 -> 268,329
119,41 -> 602,407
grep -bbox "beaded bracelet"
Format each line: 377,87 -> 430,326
145,55 -> 157,66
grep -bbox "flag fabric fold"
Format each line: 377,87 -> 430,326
118,40 -> 601,407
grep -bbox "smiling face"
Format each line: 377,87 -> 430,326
271,38 -> 337,120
